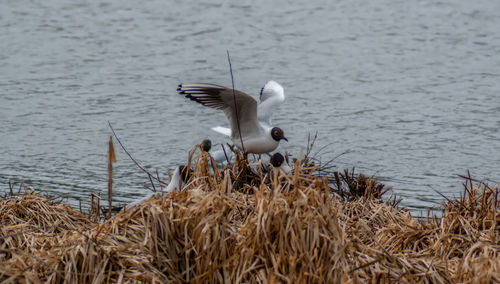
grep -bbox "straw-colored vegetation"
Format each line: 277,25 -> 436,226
1,146 -> 499,283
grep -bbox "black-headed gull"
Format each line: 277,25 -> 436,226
201,139 -> 233,165
177,82 -> 288,155
268,152 -> 292,173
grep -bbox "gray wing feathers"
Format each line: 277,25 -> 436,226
178,83 -> 261,139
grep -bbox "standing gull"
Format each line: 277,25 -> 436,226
177,82 -> 288,156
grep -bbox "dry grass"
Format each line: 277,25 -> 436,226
1,149 -> 498,283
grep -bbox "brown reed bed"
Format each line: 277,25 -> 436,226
1,147 -> 499,283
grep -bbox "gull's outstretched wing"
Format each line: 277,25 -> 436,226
177,83 -> 260,139
258,80 -> 285,127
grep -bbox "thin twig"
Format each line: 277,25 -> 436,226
315,150 -> 354,172
227,51 -> 245,155
348,257 -> 383,273
311,142 -> 335,160
8,180 -> 13,195
108,121 -> 162,185
428,184 -> 460,207
304,132 -> 318,161
222,144 -> 230,164
148,173 -> 156,192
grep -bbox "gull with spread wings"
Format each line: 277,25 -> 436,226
177,81 -> 288,156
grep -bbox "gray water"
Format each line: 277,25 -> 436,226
1,0 -> 499,215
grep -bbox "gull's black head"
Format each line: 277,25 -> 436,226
271,127 -> 288,142
201,139 -> 212,152
270,153 -> 285,167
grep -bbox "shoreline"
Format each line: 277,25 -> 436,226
1,148 -> 499,282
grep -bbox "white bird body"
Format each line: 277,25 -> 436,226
178,81 -> 287,154
252,152 -> 291,174
232,126 -> 279,154
211,148 -> 231,165
123,166 -> 185,210
276,160 -> 292,174
163,166 -> 182,192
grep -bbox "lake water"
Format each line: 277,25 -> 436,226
1,0 -> 499,215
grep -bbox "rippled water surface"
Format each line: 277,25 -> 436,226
1,0 -> 499,214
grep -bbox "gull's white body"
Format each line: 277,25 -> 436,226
232,126 -> 279,154
210,147 -> 233,165
251,153 -> 291,174
123,167 -> 182,210
276,161 -> 292,174
163,166 -> 182,192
